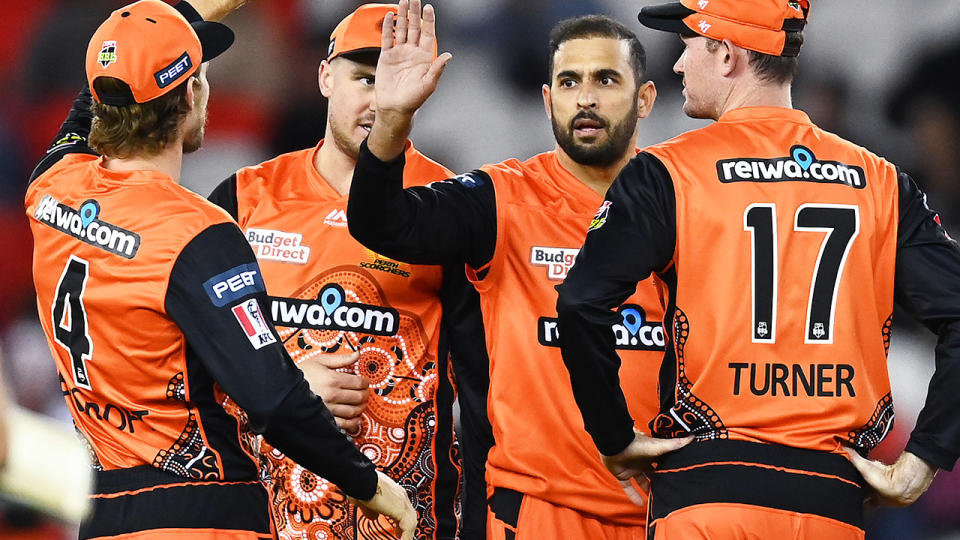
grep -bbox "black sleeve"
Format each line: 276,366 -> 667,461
556,152 -> 677,456
894,172 -> 960,471
347,140 -> 497,269
208,174 -> 239,220
165,222 -> 378,498
29,85 -> 98,183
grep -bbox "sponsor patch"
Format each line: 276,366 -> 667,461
538,304 -> 665,351
717,145 -> 866,189
46,132 -> 86,154
323,209 -> 348,228
33,195 -> 140,258
232,298 -> 277,349
453,173 -> 484,189
98,41 -> 117,68
246,228 -> 311,264
530,246 -> 579,280
589,200 -> 612,231
270,284 -> 399,335
154,51 -> 192,89
202,263 -> 266,307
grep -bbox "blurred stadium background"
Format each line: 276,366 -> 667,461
2,0 -> 959,538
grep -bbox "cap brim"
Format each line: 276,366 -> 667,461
193,20 -> 234,62
638,2 -> 699,37
333,47 -> 381,63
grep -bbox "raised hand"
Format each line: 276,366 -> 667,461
602,429 -> 693,505
189,0 -> 251,22
375,0 -> 452,115
845,448 -> 937,507
368,0 -> 452,161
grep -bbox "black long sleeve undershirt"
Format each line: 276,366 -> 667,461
166,224 -> 378,498
347,140 -> 497,270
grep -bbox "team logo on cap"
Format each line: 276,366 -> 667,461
98,41 -> 117,68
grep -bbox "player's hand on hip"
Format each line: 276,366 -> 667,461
375,0 -> 452,116
845,448 -> 937,507
602,429 -> 693,505
351,471 -> 418,540
299,352 -> 369,432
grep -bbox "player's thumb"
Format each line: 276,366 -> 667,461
427,53 -> 453,81
318,352 -> 360,369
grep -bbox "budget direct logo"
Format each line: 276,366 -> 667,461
34,195 -> 140,258
717,145 -> 866,189
530,246 -> 579,280
270,284 -> 399,336
246,228 -> 310,264
537,304 -> 665,351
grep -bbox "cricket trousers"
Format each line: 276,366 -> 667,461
487,487 -> 645,540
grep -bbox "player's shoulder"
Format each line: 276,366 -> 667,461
643,122 -> 728,162
26,153 -> 100,201
154,180 -> 234,230
403,143 -> 454,186
235,146 -> 314,190
479,153 -> 552,183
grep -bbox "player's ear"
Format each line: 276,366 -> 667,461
318,59 -> 335,98
185,75 -> 197,113
542,83 -> 552,120
636,80 -> 657,119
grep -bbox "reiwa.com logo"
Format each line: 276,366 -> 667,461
34,195 -> 140,258
717,145 -> 866,189
530,246 -> 579,280
270,283 -> 399,336
538,304 -> 665,351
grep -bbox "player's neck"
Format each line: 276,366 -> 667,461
100,142 -> 184,184
556,146 -> 634,198
717,79 -> 793,118
314,137 -> 358,197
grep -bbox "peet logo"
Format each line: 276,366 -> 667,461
246,228 -> 310,264
270,284 -> 399,336
155,52 -> 192,88
202,263 -> 266,307
34,195 -> 140,258
530,246 -> 579,280
717,145 -> 866,189
538,304 -> 665,351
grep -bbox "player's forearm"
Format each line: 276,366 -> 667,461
367,110 -> 414,162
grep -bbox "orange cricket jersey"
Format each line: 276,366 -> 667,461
25,153 -> 249,478
646,107 -> 899,454
472,151 -> 664,525
232,141 -> 459,540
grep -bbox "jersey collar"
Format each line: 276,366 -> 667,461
718,107 -> 812,125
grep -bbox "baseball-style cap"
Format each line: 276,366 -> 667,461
85,0 -> 235,106
638,0 -> 810,57
327,3 -> 437,61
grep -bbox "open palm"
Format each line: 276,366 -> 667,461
376,0 -> 452,115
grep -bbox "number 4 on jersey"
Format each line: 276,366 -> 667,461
744,204 -> 859,344
52,256 -> 93,389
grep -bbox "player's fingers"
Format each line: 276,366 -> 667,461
644,435 -> 694,457
406,0 -> 422,48
329,385 -> 368,405
335,416 -> 362,432
425,53 -> 452,83
332,372 -> 370,392
381,12 -> 395,50
395,0 -> 408,45
398,508 -> 417,540
329,403 -> 365,419
635,473 -> 650,494
420,4 -> 437,49
316,352 -> 360,369
618,479 -> 646,507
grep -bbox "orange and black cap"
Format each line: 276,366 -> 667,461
86,0 -> 234,106
327,3 -> 437,62
638,0 -> 809,57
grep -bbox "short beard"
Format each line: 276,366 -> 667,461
329,117 -> 362,160
182,112 -> 206,154
552,101 -> 638,167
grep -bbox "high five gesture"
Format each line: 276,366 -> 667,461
368,0 -> 452,160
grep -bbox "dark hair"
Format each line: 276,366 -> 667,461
89,77 -> 194,158
747,32 -> 803,84
704,31 -> 802,85
548,15 -> 647,87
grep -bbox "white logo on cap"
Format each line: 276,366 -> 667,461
698,0 -> 709,9
698,20 -> 712,33
98,41 -> 117,68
